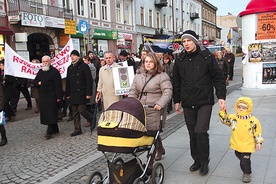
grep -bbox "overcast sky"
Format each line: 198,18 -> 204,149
207,0 -> 251,16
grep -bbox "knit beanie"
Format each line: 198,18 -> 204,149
70,49 -> 80,57
181,30 -> 199,45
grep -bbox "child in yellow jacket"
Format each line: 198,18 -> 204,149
219,97 -> 264,183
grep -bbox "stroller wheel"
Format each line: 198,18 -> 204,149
86,171 -> 103,184
151,162 -> 164,184
133,177 -> 145,184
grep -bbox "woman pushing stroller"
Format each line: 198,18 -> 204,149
128,52 -> 173,167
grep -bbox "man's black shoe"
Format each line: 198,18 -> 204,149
200,162 -> 209,175
44,134 -> 52,140
189,162 -> 201,171
70,131 -> 82,137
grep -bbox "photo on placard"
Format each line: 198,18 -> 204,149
262,42 -> 276,62
262,63 -> 276,84
248,43 -> 263,62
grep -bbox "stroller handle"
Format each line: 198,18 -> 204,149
143,105 -> 156,109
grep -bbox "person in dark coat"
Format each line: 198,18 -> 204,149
0,75 -> 7,146
172,30 -> 227,175
87,51 -> 101,85
118,50 -> 137,73
224,48 -> 235,80
33,55 -> 62,140
0,60 -> 16,122
66,50 -> 94,137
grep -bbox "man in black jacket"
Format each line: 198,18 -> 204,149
118,50 -> 137,73
66,50 -> 94,136
172,30 -> 227,175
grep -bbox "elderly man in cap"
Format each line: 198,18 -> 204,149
172,30 -> 227,175
119,50 -> 136,73
66,50 -> 94,136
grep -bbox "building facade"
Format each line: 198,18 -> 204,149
202,0 -> 217,45
3,0 -> 222,61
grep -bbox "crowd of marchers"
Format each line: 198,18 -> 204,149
1,30 -> 260,183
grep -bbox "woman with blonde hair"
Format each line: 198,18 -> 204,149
128,52 -> 172,166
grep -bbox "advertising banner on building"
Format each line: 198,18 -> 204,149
143,34 -> 183,54
4,39 -> 74,79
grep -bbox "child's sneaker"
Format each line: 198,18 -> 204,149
242,173 -> 251,183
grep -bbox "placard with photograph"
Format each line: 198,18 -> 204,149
113,66 -> 134,95
263,63 -> 276,84
248,43 -> 263,62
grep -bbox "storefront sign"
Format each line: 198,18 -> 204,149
65,19 -> 76,35
257,12 -> 276,40
45,16 -> 65,28
21,12 -> 45,27
93,29 -> 118,40
118,32 -> 132,40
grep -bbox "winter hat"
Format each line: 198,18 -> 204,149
70,49 -> 80,57
119,50 -> 128,56
181,30 -> 199,45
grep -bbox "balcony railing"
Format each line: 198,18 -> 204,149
7,0 -> 73,19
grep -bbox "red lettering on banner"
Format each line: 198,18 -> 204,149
13,55 -> 42,68
21,66 -> 36,75
54,45 -> 71,61
56,66 -> 65,74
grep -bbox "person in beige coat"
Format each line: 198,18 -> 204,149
128,52 -> 172,165
96,51 -> 121,110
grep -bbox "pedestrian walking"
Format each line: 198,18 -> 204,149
14,77 -> 32,111
172,30 -> 227,175
83,56 -> 97,127
0,79 -> 7,146
219,97 -> 264,183
216,51 -> 230,85
162,54 -> 174,113
118,50 -> 137,73
95,51 -> 121,110
66,50 -> 94,136
224,48 -> 235,80
33,55 -> 62,140
30,59 -> 40,113
87,51 -> 101,85
128,52 -> 172,166
1,60 -> 16,122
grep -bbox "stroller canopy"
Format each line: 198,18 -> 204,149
107,97 -> 146,126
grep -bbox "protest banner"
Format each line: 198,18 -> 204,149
4,39 -> 74,79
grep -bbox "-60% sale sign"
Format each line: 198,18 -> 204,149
257,12 -> 276,40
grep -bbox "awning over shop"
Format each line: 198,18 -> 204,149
0,26 -> 14,35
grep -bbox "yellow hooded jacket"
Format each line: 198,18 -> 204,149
219,97 -> 264,153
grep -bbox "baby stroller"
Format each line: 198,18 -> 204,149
87,97 -> 164,184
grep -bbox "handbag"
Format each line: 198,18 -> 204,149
0,111 -> 6,125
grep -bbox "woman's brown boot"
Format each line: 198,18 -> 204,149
155,136 -> 165,161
